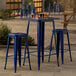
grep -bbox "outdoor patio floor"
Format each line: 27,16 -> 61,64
0,47 -> 76,76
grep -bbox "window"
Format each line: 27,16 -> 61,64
34,0 -> 42,13
6,0 -> 22,16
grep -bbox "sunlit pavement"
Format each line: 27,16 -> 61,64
0,47 -> 76,76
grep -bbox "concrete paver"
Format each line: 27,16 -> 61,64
0,48 -> 76,76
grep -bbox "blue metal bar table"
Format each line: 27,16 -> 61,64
23,17 -> 57,70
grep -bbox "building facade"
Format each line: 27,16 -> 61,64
0,0 -> 42,15
0,0 -> 76,15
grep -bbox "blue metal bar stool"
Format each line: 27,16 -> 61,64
48,29 -> 72,66
4,21 -> 31,73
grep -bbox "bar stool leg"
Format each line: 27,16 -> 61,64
67,32 -> 72,61
18,37 -> 21,67
41,22 -> 45,63
56,33 -> 60,66
27,46 -> 32,70
4,37 -> 10,69
60,32 -> 64,64
52,20 -> 57,49
14,37 -> 18,73
23,41 -> 27,66
48,31 -> 53,62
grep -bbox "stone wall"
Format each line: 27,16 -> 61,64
0,0 -> 6,10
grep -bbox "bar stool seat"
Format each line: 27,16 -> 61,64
48,29 -> 72,66
4,33 -> 31,73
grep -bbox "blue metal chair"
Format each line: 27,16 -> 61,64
4,21 -> 31,73
32,7 -> 36,15
20,8 -> 23,18
48,29 -> 72,66
57,3 -> 61,15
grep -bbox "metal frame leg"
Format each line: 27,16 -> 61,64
56,33 -> 60,66
27,46 -> 32,70
41,22 -> 45,63
21,9 -> 23,18
4,37 -> 10,69
67,32 -> 72,61
48,31 -> 53,62
60,32 -> 64,64
23,40 -> 27,66
18,37 -> 21,67
23,39 -> 31,70
14,36 -> 18,73
37,21 -> 42,70
52,20 -> 57,52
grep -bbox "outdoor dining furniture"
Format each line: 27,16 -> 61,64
4,21 -> 31,73
48,29 -> 72,66
23,17 -> 58,70
20,4 -> 36,18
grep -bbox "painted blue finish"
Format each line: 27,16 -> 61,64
67,32 -> 72,61
32,7 -> 36,15
48,29 -> 72,66
41,22 -> 45,63
56,33 -> 60,66
60,31 -> 64,64
37,21 -> 42,70
20,9 -> 23,18
4,37 -> 10,70
14,36 -> 18,73
26,17 -> 56,70
4,20 -> 31,73
48,31 -> 54,62
57,3 -> 61,15
18,38 -> 21,67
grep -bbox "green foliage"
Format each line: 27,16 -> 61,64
0,23 -> 11,45
1,10 -> 9,20
24,0 -> 34,9
28,35 -> 35,45
22,35 -> 35,46
0,23 -> 35,46
24,0 -> 34,4
0,9 -> 13,20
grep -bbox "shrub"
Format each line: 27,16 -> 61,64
25,0 -> 34,4
0,23 -> 11,45
28,35 -> 35,45
22,35 -> 35,46
0,23 -> 35,46
0,9 -> 13,20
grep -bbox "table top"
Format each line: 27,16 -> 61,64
22,17 -> 60,22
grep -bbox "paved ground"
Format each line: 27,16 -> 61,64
0,13 -> 76,76
0,48 -> 76,76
